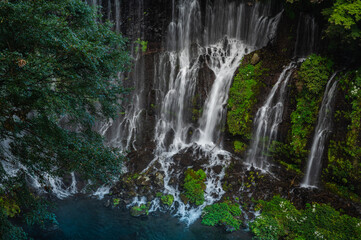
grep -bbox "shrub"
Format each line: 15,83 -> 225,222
201,201 -> 242,232
250,196 -> 361,240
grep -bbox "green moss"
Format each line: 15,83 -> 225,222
279,161 -> 303,175
130,204 -> 149,217
113,198 -> 120,207
227,62 -> 265,139
183,169 -> 207,206
135,38 -> 148,53
250,196 -> 361,240
161,194 -> 174,207
233,140 -> 246,153
127,173 -> 140,181
201,201 -> 242,232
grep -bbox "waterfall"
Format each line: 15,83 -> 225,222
302,73 -> 338,187
115,0 -> 121,33
246,63 -> 296,170
127,0 -> 284,224
97,0 -> 146,151
294,13 -> 319,58
1,138 -> 79,199
154,0 -> 282,153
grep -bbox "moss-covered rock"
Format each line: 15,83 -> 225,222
130,203 -> 150,217
161,194 -> 174,207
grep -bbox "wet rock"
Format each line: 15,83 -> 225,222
104,199 -> 111,208
136,175 -> 151,186
155,172 -> 164,187
213,165 -> 223,174
224,224 -> 236,232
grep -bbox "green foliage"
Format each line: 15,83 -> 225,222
269,141 -> 303,174
250,196 -> 361,240
201,201 -> 242,232
227,63 -> 264,139
183,169 -> 206,206
0,0 -> 130,237
0,197 -> 20,218
323,0 -> 361,41
0,0 -> 130,183
325,182 -> 361,203
0,209 -> 27,240
135,38 -> 148,53
113,198 -> 120,206
298,55 -> 334,94
233,140 -> 246,153
0,179 -> 57,239
290,55 -> 333,161
161,194 -> 174,207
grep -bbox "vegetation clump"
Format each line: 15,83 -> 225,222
227,63 -> 264,141
250,196 -> 361,240
182,169 -> 207,206
113,198 -> 120,207
161,194 -> 174,207
233,140 -> 246,153
130,204 -> 150,217
201,201 -> 242,232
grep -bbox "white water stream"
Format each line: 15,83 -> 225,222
246,63 -> 296,170
126,0 -> 283,224
302,73 -> 338,187
1,0 -> 288,224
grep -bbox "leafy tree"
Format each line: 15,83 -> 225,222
323,0 -> 361,42
0,0 -> 130,238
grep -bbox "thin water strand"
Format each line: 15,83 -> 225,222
246,63 -> 296,170
302,73 -> 338,187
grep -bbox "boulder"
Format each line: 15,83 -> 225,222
251,53 -> 260,65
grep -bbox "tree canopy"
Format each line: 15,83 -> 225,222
0,0 -> 130,238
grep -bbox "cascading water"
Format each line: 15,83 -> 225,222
301,73 -> 338,187
294,13 -> 319,58
246,63 -> 296,170
96,0 -> 147,151
127,0 -> 284,224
